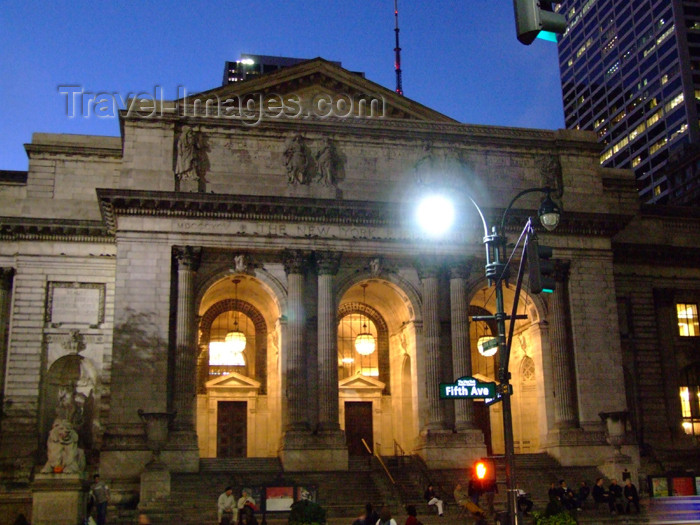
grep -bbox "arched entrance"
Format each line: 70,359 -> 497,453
195,273 -> 281,458
337,277 -> 418,457
469,284 -> 546,455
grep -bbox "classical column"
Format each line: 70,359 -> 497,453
418,259 -> 445,431
316,251 -> 342,432
283,250 -> 308,431
449,260 -> 477,431
0,268 -> 15,405
172,246 -> 201,433
549,260 -> 578,429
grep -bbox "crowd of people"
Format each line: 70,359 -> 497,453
546,476 -> 641,515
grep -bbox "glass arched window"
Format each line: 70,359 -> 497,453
208,310 -> 255,375
338,313 -> 378,380
680,365 -> 700,437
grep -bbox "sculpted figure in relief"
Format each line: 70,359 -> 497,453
284,134 -> 311,185
175,126 -> 208,192
315,137 -> 338,186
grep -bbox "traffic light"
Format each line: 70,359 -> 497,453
513,0 -> 567,45
527,237 -> 556,294
473,458 -> 496,481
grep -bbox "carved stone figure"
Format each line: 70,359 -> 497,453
538,154 -> 564,198
234,254 -> 247,273
369,257 -> 383,276
175,126 -> 208,192
284,135 -> 311,185
315,137 -> 338,186
41,419 -> 86,474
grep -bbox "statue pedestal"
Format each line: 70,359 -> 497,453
139,463 -> 171,508
32,473 -> 86,525
414,429 -> 487,469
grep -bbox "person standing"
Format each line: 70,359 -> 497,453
90,474 -> 110,525
576,481 -> 590,510
217,486 -> 236,525
377,507 -> 397,525
623,478 -> 640,514
423,485 -> 444,516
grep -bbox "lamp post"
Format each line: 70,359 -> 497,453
418,186 -> 561,525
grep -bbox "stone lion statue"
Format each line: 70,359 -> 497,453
41,419 -> 85,474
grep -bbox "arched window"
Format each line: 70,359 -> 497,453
338,313 -> 379,379
208,310 -> 255,373
680,364 -> 700,437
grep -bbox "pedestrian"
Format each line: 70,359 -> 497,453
576,481 -> 590,510
376,507 -> 397,525
557,480 -> 576,510
89,474 -> 110,525
516,488 -> 534,516
592,477 -> 612,512
353,503 -> 379,525
623,478 -> 640,513
218,486 -> 236,525
423,485 -> 444,516
404,505 -> 419,525
608,479 -> 624,515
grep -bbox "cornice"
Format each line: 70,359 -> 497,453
0,217 -> 113,243
96,189 -> 629,238
614,241 -> 700,267
24,143 -> 122,159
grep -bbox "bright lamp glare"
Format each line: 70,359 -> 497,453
417,195 -> 455,235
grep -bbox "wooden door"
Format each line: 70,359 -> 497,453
217,401 -> 247,458
345,402 -> 373,456
474,401 -> 493,456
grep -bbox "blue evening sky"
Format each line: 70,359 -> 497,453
0,1 -> 564,171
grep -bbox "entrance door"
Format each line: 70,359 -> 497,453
474,401 -> 493,456
217,401 -> 247,458
345,402 -> 373,456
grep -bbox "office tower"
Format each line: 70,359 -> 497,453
557,0 -> 700,204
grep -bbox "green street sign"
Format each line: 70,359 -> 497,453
439,376 -> 497,399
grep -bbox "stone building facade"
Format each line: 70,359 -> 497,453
0,58 -> 699,519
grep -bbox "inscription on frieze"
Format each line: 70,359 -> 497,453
46,282 -> 105,327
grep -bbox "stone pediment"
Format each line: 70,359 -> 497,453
179,58 -> 455,123
205,371 -> 260,394
339,373 -> 385,393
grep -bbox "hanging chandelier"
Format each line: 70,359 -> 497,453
355,283 -> 376,356
226,278 -> 246,354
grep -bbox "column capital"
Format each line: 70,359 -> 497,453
554,260 -> 571,282
0,268 -> 15,290
415,256 -> 442,280
174,246 -> 202,271
315,251 -> 342,275
282,249 -> 308,275
447,257 -> 474,280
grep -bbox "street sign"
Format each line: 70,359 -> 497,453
484,393 -> 502,406
439,376 -> 497,399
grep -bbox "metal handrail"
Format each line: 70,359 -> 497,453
361,438 -> 396,485
393,439 -> 406,457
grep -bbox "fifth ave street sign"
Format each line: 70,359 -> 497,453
439,376 -> 497,399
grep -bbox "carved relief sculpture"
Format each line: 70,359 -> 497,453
538,154 -> 564,198
315,137 -> 339,186
284,134 -> 312,185
41,419 -> 86,474
175,126 -> 209,192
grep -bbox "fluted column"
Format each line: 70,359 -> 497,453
418,260 -> 445,431
0,268 -> 15,405
316,251 -> 342,432
550,261 -> 578,429
449,260 -> 477,430
283,250 -> 308,431
172,246 -> 201,432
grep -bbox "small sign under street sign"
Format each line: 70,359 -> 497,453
439,376 -> 497,399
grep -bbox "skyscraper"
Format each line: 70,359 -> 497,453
556,0 -> 700,204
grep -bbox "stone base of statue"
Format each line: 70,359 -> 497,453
31,473 -> 86,525
414,429 -> 487,469
280,429 -> 348,471
139,462 -> 171,509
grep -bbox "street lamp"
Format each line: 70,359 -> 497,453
418,186 -> 561,525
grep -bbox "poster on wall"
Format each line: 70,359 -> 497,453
650,476 -> 669,497
672,476 -> 696,496
265,486 -> 294,511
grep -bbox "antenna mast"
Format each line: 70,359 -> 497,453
394,0 -> 403,95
